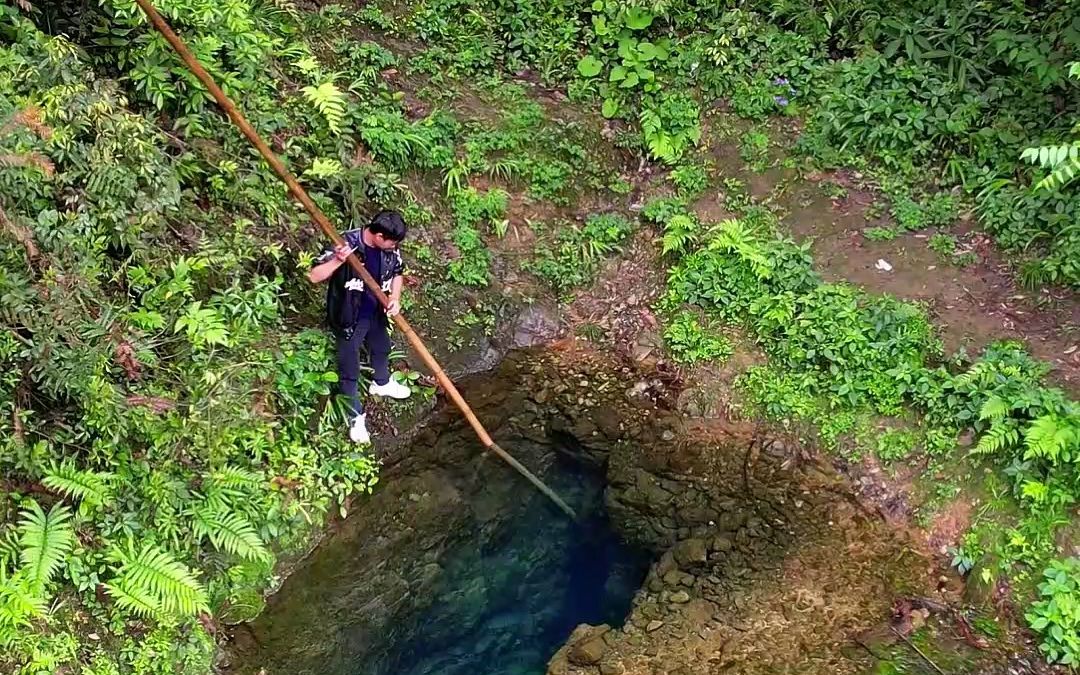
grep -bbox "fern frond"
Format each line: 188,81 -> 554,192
18,501 -> 74,592
104,579 -> 162,619
661,214 -> 699,256
978,395 -> 1009,421
955,360 -> 994,388
972,420 -> 1020,455
194,506 -> 272,562
713,219 -> 772,278
42,462 -> 113,506
302,82 -> 347,135
106,543 -> 208,618
0,570 -> 46,644
262,0 -> 300,21
208,466 -> 264,492
0,528 -> 20,571
1023,414 -> 1077,463
1022,142 -> 1080,191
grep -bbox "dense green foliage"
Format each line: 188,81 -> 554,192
4,0 -> 1080,669
1027,557 -> 1080,667
0,3 -> 384,671
367,0 -> 1080,286
0,0 -> 631,668
525,213 -> 633,294
654,193 -> 1080,665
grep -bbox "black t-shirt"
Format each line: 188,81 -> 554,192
314,228 -> 405,336
358,244 -> 383,319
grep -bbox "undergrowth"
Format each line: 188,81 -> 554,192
5,0 -> 1080,670
653,194 -> 1080,666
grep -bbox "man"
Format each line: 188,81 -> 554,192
308,210 -> 412,444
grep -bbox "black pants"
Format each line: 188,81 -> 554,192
336,316 -> 392,416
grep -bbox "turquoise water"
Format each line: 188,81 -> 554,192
368,456 -> 649,675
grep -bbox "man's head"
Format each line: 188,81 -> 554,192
364,210 -> 407,250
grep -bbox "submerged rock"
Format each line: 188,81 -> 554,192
672,538 -> 708,566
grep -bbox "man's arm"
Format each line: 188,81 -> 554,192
307,243 -> 353,283
386,275 -> 404,317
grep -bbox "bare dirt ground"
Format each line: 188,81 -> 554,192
778,173 -> 1080,396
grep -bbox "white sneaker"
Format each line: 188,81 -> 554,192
369,378 -> 411,400
349,414 -> 370,444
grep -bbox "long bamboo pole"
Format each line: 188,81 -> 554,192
131,0 -> 576,520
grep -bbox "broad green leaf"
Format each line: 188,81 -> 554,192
602,98 -> 619,118
637,41 -> 659,61
576,55 -> 603,78
624,7 -> 654,30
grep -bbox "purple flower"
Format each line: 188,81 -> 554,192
774,95 -> 789,106
773,77 -> 789,86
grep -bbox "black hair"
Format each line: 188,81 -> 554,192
367,210 -> 407,242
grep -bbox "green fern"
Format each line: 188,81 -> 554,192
0,525 -> 20,568
978,394 -> 1009,421
712,219 -> 773,279
1024,414 -> 1078,463
641,108 -> 676,163
661,213 -> 700,256
302,81 -> 347,135
208,466 -> 264,492
194,504 -> 272,562
973,420 -> 1021,455
42,462 -> 113,507
18,501 -> 74,592
105,543 -> 209,619
1020,142 -> 1080,191
0,570 -> 46,646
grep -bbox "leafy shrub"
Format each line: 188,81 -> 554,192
0,8 -> 382,671
663,314 -> 733,364
670,161 -> 709,199
697,9 -> 822,119
641,197 -> 690,226
891,191 -> 958,231
666,218 -> 818,323
451,186 -> 509,232
640,91 -> 701,164
448,223 -> 491,287
740,366 -> 821,421
359,108 -> 457,171
1027,557 -> 1080,667
876,427 -> 918,463
928,233 -> 958,256
525,213 -> 633,293
806,56 -> 984,171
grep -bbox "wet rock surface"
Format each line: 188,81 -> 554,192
226,346 -> 935,675
511,301 -> 563,348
